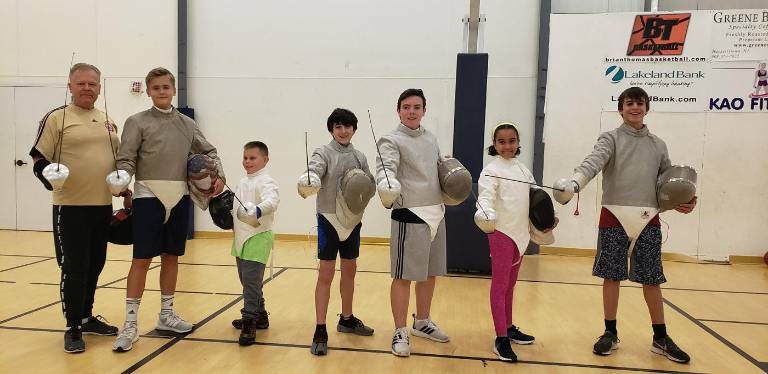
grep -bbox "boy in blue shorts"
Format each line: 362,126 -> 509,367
297,108 -> 375,355
112,68 -> 225,352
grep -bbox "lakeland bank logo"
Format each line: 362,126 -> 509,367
605,66 -> 625,83
604,66 -> 705,83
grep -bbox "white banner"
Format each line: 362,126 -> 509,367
710,9 -> 768,61
601,62 -> 709,112
597,10 -> 768,112
708,61 -> 768,112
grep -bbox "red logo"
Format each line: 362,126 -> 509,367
627,13 -> 690,56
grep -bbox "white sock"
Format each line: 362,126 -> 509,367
81,317 -> 90,324
126,298 -> 141,323
160,294 -> 174,315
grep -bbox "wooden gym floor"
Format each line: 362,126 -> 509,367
0,230 -> 766,373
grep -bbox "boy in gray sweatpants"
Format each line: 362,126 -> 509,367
229,141 -> 279,346
376,89 -> 451,357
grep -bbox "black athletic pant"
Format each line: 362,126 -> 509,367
52,205 -> 112,327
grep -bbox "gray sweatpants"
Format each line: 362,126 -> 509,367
236,257 -> 266,318
389,218 -> 447,281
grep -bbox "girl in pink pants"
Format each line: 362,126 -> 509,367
475,122 -> 555,362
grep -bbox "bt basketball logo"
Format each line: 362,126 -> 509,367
627,13 -> 690,56
605,66 -> 625,83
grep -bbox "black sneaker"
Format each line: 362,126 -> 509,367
651,335 -> 690,363
494,337 -> 517,362
254,310 -> 269,329
64,327 -> 85,353
337,314 -> 374,336
593,331 -> 619,355
310,327 -> 329,356
232,310 -> 269,330
238,318 -> 256,346
507,325 -> 535,345
81,315 -> 118,336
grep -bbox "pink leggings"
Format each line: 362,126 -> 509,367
488,231 -> 522,337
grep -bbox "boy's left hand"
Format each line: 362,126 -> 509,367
674,196 -> 697,214
543,217 -> 559,233
212,178 -> 225,196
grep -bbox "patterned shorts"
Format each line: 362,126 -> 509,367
592,224 -> 666,285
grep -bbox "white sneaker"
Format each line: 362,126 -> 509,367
156,311 -> 194,333
112,322 -> 139,352
391,327 -> 411,357
411,315 -> 450,343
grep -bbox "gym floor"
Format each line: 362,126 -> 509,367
0,230 -> 766,373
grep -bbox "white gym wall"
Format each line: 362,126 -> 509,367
0,0 -> 176,230
544,10 -> 768,259
3,0 -> 765,260
186,0 -> 540,238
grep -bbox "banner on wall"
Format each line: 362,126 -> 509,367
710,9 -> 768,61
601,63 -> 708,112
707,9 -> 768,112
626,13 -> 691,56
600,9 -> 768,113
708,62 -> 768,111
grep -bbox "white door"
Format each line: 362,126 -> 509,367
0,88 -> 17,229
14,86 -> 67,231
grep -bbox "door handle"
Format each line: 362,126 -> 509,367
15,159 -> 28,166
